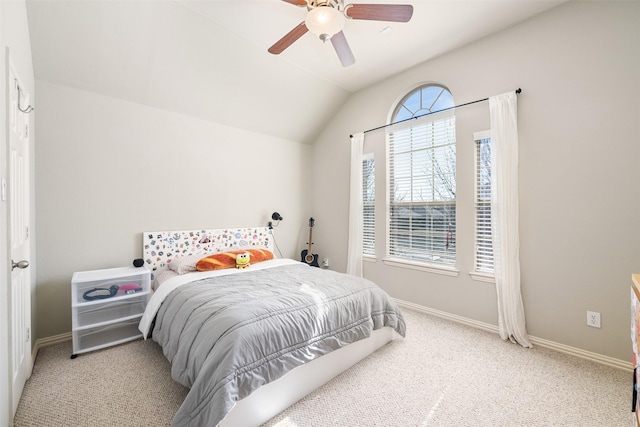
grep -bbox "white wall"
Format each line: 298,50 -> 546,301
311,1 -> 640,361
35,81 -> 312,339
25,0 -> 350,145
1,0 -> 35,423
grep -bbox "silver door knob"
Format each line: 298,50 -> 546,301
11,260 -> 29,270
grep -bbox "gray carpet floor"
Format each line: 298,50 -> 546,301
14,308 -> 631,426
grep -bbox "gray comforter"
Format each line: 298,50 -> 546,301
152,262 -> 406,427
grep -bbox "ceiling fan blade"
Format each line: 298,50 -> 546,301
345,4 -> 413,22
282,0 -> 307,6
268,22 -> 309,55
330,31 -> 355,67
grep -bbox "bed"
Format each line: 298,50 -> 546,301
139,227 -> 406,427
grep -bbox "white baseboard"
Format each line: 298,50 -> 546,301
395,299 -> 632,372
31,332 -> 72,369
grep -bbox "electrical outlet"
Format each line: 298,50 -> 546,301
586,311 -> 601,328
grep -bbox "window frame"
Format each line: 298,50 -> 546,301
383,84 -> 459,276
470,130 -> 495,283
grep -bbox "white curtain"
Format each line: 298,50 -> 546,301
489,92 -> 532,348
346,132 -> 364,276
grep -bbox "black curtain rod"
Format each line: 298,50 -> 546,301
350,88 -> 522,138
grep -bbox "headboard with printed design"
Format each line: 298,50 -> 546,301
143,227 -> 272,277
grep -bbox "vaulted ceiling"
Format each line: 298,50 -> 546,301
26,0 -> 564,144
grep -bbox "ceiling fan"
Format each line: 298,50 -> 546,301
268,0 -> 413,67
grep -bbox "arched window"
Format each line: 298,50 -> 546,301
387,84 -> 457,268
392,85 -> 454,122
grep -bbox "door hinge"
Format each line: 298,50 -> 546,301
26,328 -> 30,341
25,226 -> 29,239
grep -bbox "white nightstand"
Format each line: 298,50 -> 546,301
70,266 -> 150,358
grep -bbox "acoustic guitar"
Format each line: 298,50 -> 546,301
301,217 -> 319,267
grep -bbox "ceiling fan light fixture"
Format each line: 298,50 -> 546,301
305,7 -> 345,41
271,0 -> 414,67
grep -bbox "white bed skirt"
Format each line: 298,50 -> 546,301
219,326 -> 395,426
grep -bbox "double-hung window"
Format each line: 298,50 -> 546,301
362,154 -> 375,257
474,131 -> 494,275
387,85 -> 456,268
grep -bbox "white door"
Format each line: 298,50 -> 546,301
8,56 -> 32,418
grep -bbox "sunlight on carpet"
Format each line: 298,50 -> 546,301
272,418 -> 300,427
263,308 -> 630,427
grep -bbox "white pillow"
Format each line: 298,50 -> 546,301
152,269 -> 178,291
167,253 -> 208,275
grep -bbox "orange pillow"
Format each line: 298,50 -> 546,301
196,248 -> 274,271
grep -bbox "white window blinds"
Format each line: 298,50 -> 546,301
475,132 -> 494,273
362,155 -> 375,256
388,115 -> 456,266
